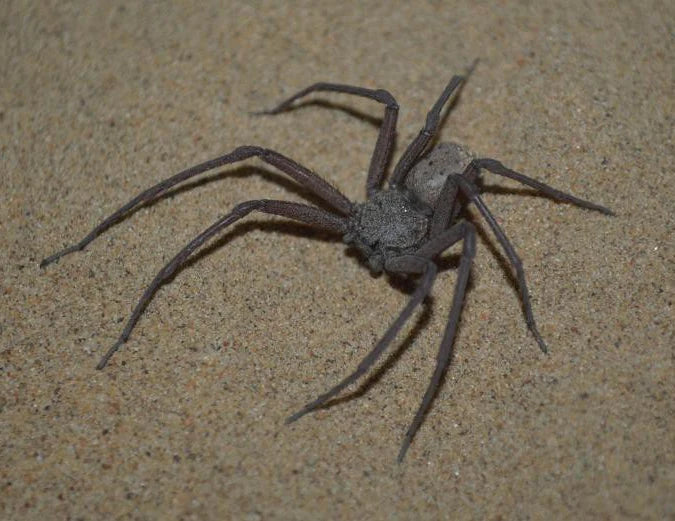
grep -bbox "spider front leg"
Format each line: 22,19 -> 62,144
389,59 -> 478,188
397,221 -> 477,461
256,82 -> 399,196
95,200 -> 347,369
452,156 -> 614,353
470,158 -> 614,216
452,174 -> 549,353
286,256 -> 437,424
40,146 -> 352,267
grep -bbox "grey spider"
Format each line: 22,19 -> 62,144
41,65 -> 613,461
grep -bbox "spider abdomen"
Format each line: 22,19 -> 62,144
344,189 -> 431,272
404,142 -> 474,207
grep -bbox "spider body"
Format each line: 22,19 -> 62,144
345,188 -> 432,273
404,141 -> 475,207
347,142 -> 476,273
41,65 -> 613,461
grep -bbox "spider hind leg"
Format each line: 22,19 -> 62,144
286,256 -> 437,425
397,221 -> 477,461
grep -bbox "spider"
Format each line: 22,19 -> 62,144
41,64 -> 613,461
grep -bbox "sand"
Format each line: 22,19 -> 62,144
2,1 -> 672,519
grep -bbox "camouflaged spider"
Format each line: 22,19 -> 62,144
41,65 -> 613,461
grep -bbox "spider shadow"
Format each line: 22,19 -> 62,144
267,98 -> 403,181
137,97 -> 399,220
303,251 -> 474,424
179,218 -> 343,277
267,79 -> 469,179
282,86 -> 466,159
125,123 -> 552,425
481,183 -> 550,199
472,179 -> 568,297
269,99 -> 384,129
127,163 -> 347,288
143,162 -> 351,217
300,184 -> 553,423
320,295 -> 436,412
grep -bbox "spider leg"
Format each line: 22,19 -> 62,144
256,83 -> 399,196
471,158 -> 614,215
286,256 -> 437,424
95,200 -> 347,369
389,59 -> 478,188
453,174 -> 549,353
398,221 -> 476,462
40,146 -> 352,267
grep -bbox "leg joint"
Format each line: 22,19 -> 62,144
375,88 -> 398,108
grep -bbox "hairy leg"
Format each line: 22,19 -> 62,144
398,221 -> 476,461
286,255 -> 437,424
40,146 -> 352,267
257,82 -> 399,196
470,158 -> 614,215
389,60 -> 477,188
454,174 -> 548,353
95,200 -> 347,369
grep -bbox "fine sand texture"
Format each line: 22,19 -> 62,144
2,1 -> 672,519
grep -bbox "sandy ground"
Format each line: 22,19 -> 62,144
2,1 -> 673,519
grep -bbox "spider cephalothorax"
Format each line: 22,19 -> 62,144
345,188 -> 432,273
41,64 -> 613,461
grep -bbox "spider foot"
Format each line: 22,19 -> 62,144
96,338 -> 125,370
530,323 -> 548,354
39,242 -> 84,268
397,437 -> 413,464
249,101 -> 290,116
249,109 -> 279,117
285,401 -> 319,424
285,409 -> 308,425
